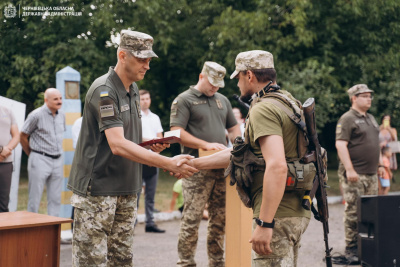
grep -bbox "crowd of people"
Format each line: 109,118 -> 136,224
0,29 -> 398,266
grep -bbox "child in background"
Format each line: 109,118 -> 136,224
169,179 -> 184,213
168,179 -> 209,219
379,146 -> 393,195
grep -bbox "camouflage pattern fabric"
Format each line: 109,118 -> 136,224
201,61 -> 226,88
71,192 -> 137,267
347,84 -> 374,98
119,30 -> 158,58
230,50 -> 274,79
339,172 -> 378,248
251,217 -> 310,267
177,169 -> 226,267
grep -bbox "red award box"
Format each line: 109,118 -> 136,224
138,136 -> 181,149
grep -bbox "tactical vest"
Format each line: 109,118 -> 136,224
226,91 -> 325,208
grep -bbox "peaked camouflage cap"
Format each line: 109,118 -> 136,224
202,61 -> 226,88
347,84 -> 374,98
230,50 -> 274,79
119,30 -> 158,58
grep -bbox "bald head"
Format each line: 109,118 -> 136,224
44,88 -> 60,99
44,88 -> 62,114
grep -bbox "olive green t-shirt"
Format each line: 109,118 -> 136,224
248,90 -> 311,219
170,86 -> 237,157
67,67 -> 143,197
336,108 -> 380,174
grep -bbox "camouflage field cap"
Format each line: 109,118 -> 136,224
230,50 -> 274,79
201,61 -> 226,88
119,30 -> 158,58
347,84 -> 374,98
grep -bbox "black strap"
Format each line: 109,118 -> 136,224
255,218 -> 275,228
31,150 -> 61,159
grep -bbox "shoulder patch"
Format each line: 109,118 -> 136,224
100,91 -> 109,97
100,104 -> 114,118
336,123 -> 342,134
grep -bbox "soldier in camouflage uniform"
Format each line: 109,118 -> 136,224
190,50 -> 312,266
170,61 -> 241,267
335,84 -> 384,264
68,30 -> 197,267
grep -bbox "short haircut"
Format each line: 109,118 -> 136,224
242,68 -> 276,83
139,89 -> 150,96
117,47 -> 133,58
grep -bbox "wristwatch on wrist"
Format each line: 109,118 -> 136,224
0,146 -> 3,153
255,218 -> 275,228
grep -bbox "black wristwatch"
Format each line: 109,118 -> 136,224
255,218 -> 275,228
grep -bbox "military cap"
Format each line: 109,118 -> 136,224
230,50 -> 274,79
347,84 -> 374,98
119,30 -> 158,58
201,61 -> 226,88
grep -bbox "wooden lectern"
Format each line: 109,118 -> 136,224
0,211 -> 73,267
199,149 -> 253,267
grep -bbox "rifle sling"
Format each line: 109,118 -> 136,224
260,97 -> 307,133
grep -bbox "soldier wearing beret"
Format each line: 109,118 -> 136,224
171,61 -> 241,266
186,50 -> 313,266
335,84 -> 384,264
68,30 -> 197,267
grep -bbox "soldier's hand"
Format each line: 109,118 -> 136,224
249,226 -> 273,255
169,155 -> 198,179
150,142 -> 170,153
346,169 -> 359,183
204,143 -> 226,151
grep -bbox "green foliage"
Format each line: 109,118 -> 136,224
1,0 -> 400,147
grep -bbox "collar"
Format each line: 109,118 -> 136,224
43,104 -> 58,115
350,108 -> 367,118
189,85 -> 206,98
141,109 -> 152,116
108,67 -> 137,99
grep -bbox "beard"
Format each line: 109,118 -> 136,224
240,92 -> 253,103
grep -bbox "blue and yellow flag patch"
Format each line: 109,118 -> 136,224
100,91 -> 109,97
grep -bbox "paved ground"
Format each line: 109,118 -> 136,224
60,203 -> 359,267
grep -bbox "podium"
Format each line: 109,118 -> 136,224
0,211 -> 73,267
199,149 -> 253,267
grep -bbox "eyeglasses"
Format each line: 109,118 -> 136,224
356,94 -> 374,100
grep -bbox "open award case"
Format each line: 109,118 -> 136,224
138,129 -> 181,149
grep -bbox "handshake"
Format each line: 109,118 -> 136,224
165,154 -> 198,179
148,142 -> 230,179
148,143 -> 198,179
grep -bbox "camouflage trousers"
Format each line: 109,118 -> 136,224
251,217 -> 310,267
177,169 -> 226,267
339,172 -> 378,248
71,192 -> 137,267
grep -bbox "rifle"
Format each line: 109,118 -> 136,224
233,94 -> 250,110
302,98 -> 332,267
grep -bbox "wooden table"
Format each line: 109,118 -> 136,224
199,149 -> 253,267
0,211 -> 72,267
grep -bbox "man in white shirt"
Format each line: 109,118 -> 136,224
138,89 -> 165,233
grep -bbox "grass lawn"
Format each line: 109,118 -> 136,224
16,168 -> 400,214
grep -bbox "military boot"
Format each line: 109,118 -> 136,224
345,246 -> 360,265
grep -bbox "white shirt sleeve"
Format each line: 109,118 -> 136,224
72,117 -> 83,149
